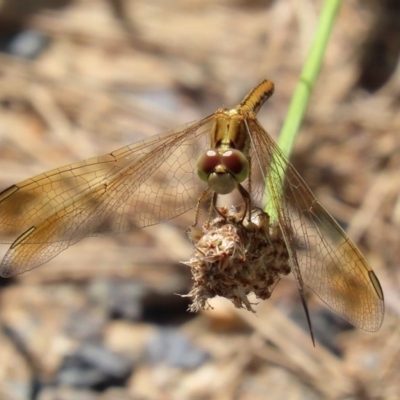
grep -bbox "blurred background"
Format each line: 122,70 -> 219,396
0,0 -> 399,399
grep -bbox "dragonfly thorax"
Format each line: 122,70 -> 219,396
196,148 -> 249,195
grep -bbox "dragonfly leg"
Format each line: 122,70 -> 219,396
210,192 -> 219,220
237,184 -> 252,222
191,187 -> 212,227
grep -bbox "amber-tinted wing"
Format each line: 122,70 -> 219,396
248,119 -> 384,332
0,117 -> 213,277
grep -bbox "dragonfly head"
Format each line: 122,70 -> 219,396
197,149 -> 249,195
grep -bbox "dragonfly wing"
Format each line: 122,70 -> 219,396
0,117 -> 213,276
0,117 -> 213,243
249,119 -> 384,332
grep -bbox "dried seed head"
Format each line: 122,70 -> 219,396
182,207 -> 291,313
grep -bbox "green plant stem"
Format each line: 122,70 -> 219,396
266,0 -> 342,219
278,0 -> 342,158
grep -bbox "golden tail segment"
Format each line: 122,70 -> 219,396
237,80 -> 275,114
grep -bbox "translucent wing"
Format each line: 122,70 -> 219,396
248,119 -> 384,332
0,117 -> 213,277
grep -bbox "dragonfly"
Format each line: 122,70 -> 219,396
0,79 -> 384,340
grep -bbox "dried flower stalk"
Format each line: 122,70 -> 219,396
182,207 -> 291,313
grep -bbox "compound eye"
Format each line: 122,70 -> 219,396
221,149 -> 249,183
197,150 -> 221,182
